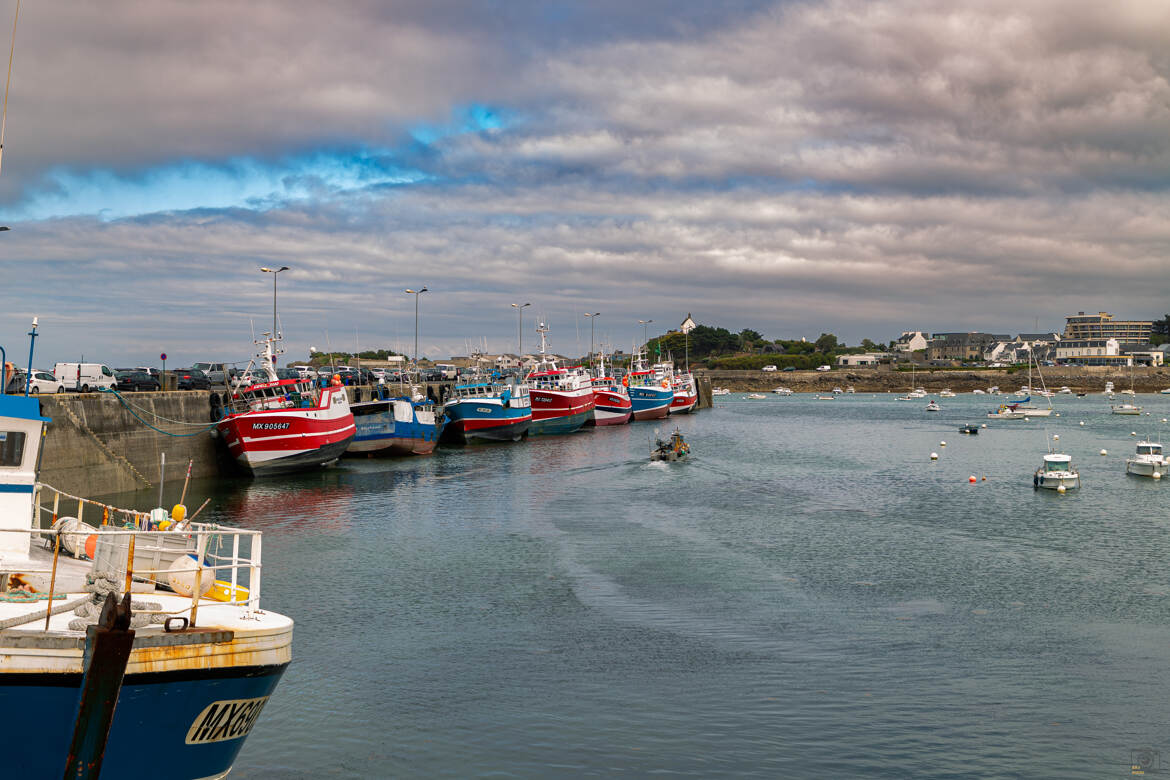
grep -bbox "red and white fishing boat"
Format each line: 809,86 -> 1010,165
526,322 -> 594,435
215,334 -> 355,476
587,352 -> 632,426
669,369 -> 698,414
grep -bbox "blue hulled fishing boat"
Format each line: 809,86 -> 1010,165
625,347 -> 673,421
442,376 -> 532,443
0,392 -> 292,779
347,385 -> 444,456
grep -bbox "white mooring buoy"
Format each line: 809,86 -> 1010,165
1154,472 -> 1163,480
1100,449 -> 1108,456
1053,434 -> 1059,441
1079,421 -> 1084,426
930,452 -> 939,461
940,441 -> 947,447
1057,484 -> 1066,494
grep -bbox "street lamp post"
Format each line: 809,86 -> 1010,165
584,312 -> 600,364
511,302 -> 530,357
406,287 -> 428,371
638,319 -> 653,357
260,266 -> 289,338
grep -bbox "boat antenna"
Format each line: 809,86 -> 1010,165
0,0 -> 19,181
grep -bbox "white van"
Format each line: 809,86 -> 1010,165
54,362 -> 116,392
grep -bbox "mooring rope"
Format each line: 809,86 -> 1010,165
97,388 -> 218,437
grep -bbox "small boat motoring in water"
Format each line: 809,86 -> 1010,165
959,425 -> 980,435
925,400 -> 941,412
1126,441 -> 1168,478
214,333 -> 355,476
650,427 -> 690,462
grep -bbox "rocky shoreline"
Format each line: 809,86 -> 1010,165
697,367 -> 1170,394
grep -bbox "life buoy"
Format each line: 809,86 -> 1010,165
661,379 -> 669,388
622,375 -> 629,387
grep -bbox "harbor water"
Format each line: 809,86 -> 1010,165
147,393 -> 1170,777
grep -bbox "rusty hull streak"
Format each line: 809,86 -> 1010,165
5,573 -> 36,592
127,630 -> 292,675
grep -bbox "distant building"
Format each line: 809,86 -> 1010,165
1063,312 -> 1151,345
926,332 -> 1010,362
984,333 -> 1061,364
1055,337 -> 1126,365
894,331 -> 930,353
837,352 -> 888,367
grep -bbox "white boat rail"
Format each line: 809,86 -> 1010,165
0,483 -> 266,625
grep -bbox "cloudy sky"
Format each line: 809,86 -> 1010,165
1,0 -> 1168,367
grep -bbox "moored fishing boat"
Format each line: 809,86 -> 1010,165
625,347 -> 672,420
667,367 -> 698,414
587,352 -> 632,426
1126,441 -> 1168,478
346,384 -> 443,456
442,375 -> 531,443
0,393 -> 292,779
214,335 -> 354,476
1034,452 -> 1079,490
526,323 -> 594,435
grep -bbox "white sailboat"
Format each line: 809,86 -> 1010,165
1111,364 -> 1142,415
988,350 -> 1052,419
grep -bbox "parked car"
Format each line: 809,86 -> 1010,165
7,369 -> 66,394
782,366 -> 796,372
815,365 -> 831,372
762,365 -> 777,372
114,369 -> 160,392
53,362 -> 117,392
291,364 -> 315,379
191,362 -> 229,385
175,368 -> 211,390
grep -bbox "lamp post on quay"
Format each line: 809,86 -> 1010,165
406,287 -> 428,372
260,266 -> 289,338
511,302 -> 531,358
584,312 -> 600,364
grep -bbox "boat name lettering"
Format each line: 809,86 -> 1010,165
252,422 -> 291,430
476,407 -> 492,414
185,696 -> 271,744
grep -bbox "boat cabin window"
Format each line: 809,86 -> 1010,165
1045,460 -> 1068,472
1139,445 -> 1160,455
0,431 -> 26,467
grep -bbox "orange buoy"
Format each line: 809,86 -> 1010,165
84,534 -> 97,559
968,475 -> 977,483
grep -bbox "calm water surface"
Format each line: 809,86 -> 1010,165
147,393 -> 1170,777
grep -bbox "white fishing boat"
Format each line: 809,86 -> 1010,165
747,393 -> 767,400
972,388 -> 986,395
815,394 -> 836,400
1034,452 -> 1079,490
938,389 -> 956,398
772,387 -> 793,395
987,385 -> 1001,395
1058,386 -> 1072,394
1104,381 -> 1115,394
711,387 -> 731,396
1126,441 -> 1168,478
845,386 -> 856,394
1161,388 -> 1170,395
925,400 -> 940,412
832,387 -> 843,394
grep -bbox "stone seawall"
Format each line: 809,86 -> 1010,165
36,391 -> 222,499
698,366 -> 1170,393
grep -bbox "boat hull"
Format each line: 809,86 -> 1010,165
442,400 -> 530,443
3,662 -> 287,780
1126,459 -> 1169,477
1034,472 -> 1079,489
346,399 -> 443,456
628,387 -> 672,420
669,393 -> 698,414
529,388 -> 593,435
588,388 -> 632,426
215,387 -> 355,476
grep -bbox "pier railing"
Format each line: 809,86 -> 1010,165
0,483 -> 265,627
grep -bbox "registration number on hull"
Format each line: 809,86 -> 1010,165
186,696 -> 271,744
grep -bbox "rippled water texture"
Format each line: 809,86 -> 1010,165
162,393 -> 1170,778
